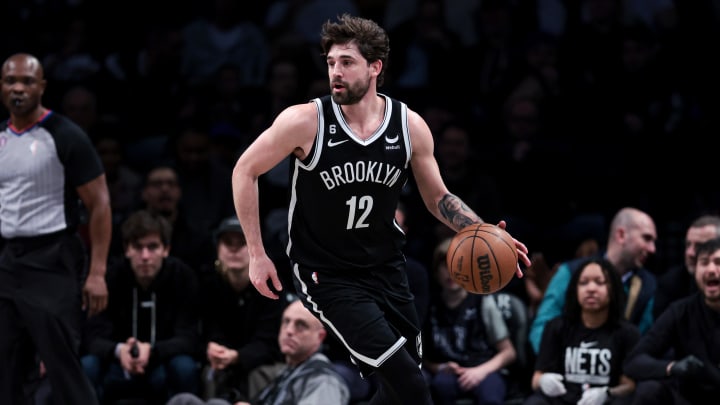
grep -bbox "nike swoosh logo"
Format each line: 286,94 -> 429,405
385,134 -> 399,144
327,139 -> 349,147
579,341 -> 597,349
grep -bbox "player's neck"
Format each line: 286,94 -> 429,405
338,93 -> 384,137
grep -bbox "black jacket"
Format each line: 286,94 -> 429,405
624,293 -> 720,404
84,256 -> 201,363
198,268 -> 286,373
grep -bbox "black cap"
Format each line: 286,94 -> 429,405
214,217 -> 244,241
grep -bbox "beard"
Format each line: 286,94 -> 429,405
703,288 -> 720,302
330,76 -> 371,105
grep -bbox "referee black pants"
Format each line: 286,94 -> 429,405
0,231 -> 98,405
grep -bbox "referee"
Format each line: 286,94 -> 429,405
0,53 -> 111,404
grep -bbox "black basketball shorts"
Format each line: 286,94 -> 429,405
291,261 -> 422,376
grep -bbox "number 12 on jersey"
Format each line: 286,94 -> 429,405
346,195 -> 373,229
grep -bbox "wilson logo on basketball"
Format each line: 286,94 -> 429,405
476,255 -> 493,293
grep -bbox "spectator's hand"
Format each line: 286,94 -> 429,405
671,355 -> 705,378
207,342 -> 237,370
119,339 -> 136,373
249,254 -> 282,299
456,364 -> 490,391
83,273 -> 108,316
136,341 -> 152,365
538,372 -> 566,397
578,386 -> 608,405
123,338 -> 150,374
207,342 -> 225,368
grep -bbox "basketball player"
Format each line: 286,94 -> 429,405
231,14 -> 530,404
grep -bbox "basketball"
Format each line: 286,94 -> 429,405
446,223 -> 518,294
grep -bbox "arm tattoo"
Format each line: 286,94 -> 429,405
438,194 -> 481,230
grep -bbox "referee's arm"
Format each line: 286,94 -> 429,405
77,173 -> 112,316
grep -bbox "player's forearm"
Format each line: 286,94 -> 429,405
231,169 -> 265,257
437,193 -> 483,231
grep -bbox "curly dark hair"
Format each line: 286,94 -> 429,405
563,258 -> 626,328
320,13 -> 390,87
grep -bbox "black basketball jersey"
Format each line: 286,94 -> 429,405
287,94 -> 411,269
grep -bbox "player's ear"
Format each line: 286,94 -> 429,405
370,60 -> 382,77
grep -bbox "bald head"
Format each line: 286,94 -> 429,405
609,207 -> 652,233
606,207 -> 657,273
2,53 -> 44,79
282,300 -> 324,332
278,300 -> 326,366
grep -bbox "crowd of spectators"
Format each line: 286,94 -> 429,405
3,0 -> 719,274
3,0 -> 720,403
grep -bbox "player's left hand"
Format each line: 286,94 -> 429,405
496,220 -> 530,278
83,273 -> 108,316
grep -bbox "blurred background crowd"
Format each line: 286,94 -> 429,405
3,0 -> 718,276
2,0 -> 720,403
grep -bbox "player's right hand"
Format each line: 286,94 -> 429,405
496,220 -> 530,278
250,254 -> 283,299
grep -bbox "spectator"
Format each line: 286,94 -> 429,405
41,15 -> 102,84
167,120 -> 236,238
197,217 -> 288,402
82,210 -> 201,404
384,0 -> 462,94
654,214 -> 720,319
423,238 -> 517,405
103,22 -> 186,140
624,237 -> 720,405
136,164 -> 214,271
525,258 -> 640,405
166,299 -> 350,405
264,0 -> 359,45
525,238 -> 599,319
60,84 -> 119,141
92,135 -> 143,228
181,0 -> 269,88
529,207 -> 658,354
